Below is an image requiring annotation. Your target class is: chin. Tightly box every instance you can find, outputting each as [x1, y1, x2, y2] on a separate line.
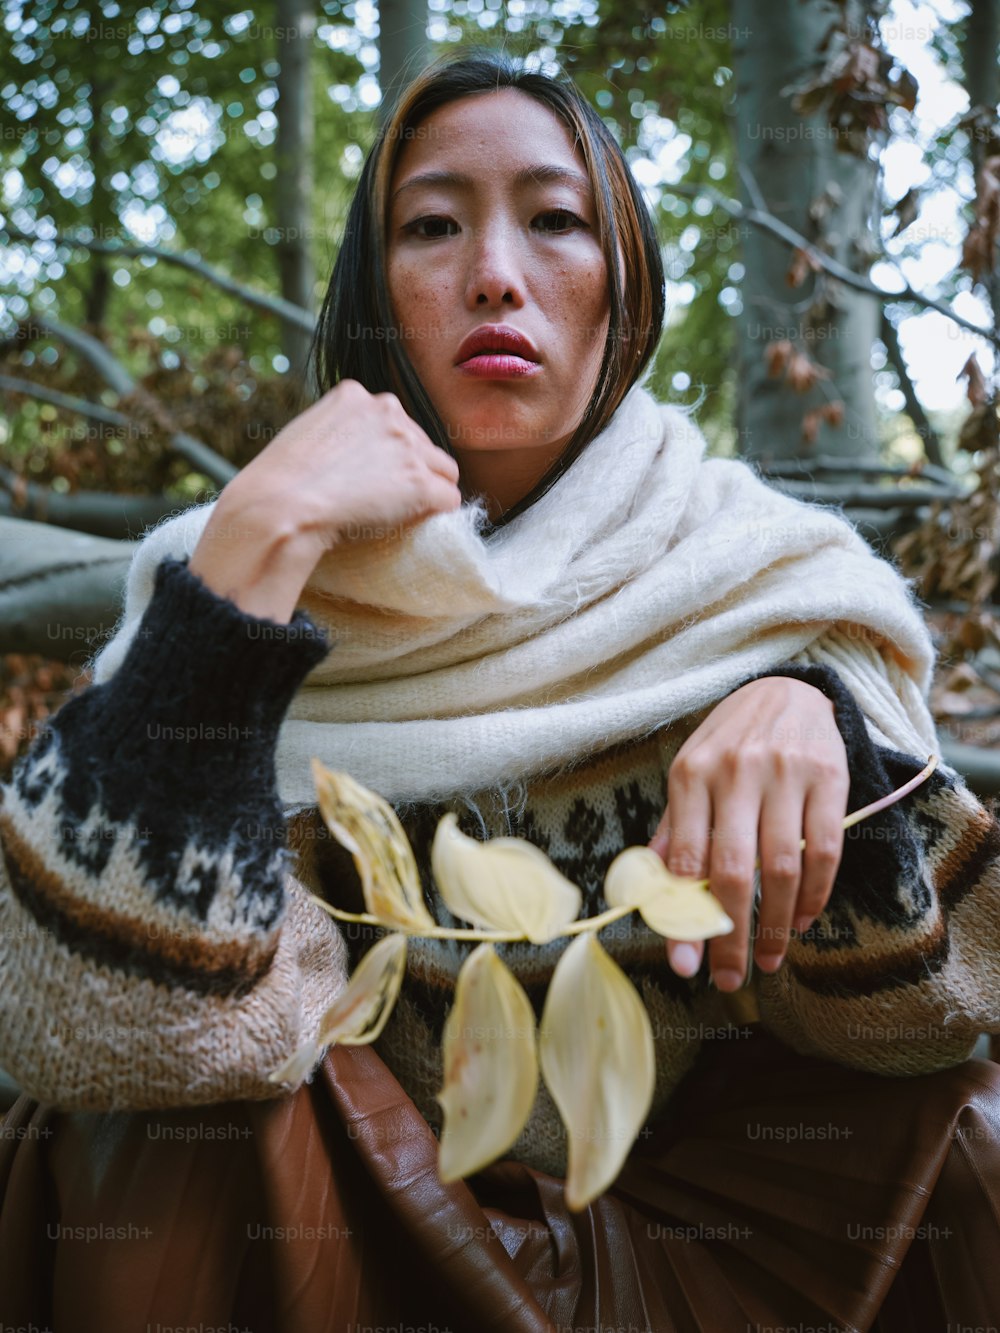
[444, 414, 545, 452]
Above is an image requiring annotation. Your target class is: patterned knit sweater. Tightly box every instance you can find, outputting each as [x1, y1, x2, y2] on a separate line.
[2, 555, 1000, 1178]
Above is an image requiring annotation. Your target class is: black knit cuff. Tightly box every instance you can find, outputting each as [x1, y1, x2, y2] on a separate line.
[77, 554, 332, 778]
[29, 554, 330, 805]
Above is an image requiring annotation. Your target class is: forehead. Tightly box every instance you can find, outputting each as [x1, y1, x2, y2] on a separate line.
[389, 88, 589, 191]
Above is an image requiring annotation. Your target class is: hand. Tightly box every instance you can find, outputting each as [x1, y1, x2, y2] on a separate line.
[648, 677, 850, 991]
[231, 377, 463, 552]
[189, 379, 463, 621]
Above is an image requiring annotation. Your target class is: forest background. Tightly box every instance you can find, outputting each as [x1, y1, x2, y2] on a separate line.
[1, 0, 999, 789]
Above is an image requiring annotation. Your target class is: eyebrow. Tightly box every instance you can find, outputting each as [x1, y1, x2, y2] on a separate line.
[391, 164, 592, 204]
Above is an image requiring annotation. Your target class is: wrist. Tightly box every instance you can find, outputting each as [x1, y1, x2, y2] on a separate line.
[190, 489, 327, 621]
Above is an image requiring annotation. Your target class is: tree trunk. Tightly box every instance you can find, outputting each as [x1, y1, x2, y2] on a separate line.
[378, 0, 429, 127]
[274, 0, 318, 385]
[731, 0, 881, 464]
[84, 74, 112, 328]
[963, 0, 1000, 332]
[0, 520, 132, 662]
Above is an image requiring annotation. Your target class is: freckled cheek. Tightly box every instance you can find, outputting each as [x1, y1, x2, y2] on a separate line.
[388, 261, 448, 354]
[551, 260, 609, 356]
[389, 262, 453, 381]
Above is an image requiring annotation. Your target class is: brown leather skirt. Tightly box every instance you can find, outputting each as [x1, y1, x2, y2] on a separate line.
[2, 1027, 999, 1332]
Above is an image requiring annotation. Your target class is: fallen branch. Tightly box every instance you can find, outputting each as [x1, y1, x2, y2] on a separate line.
[0, 466, 187, 540]
[19, 315, 237, 486]
[2, 227, 315, 332]
[939, 736, 1000, 796]
[762, 455, 956, 486]
[0, 372, 150, 434]
[767, 480, 965, 508]
[0, 517, 133, 660]
[29, 313, 132, 394]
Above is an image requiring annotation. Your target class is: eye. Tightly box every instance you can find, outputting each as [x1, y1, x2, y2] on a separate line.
[534, 209, 587, 233]
[402, 215, 458, 239]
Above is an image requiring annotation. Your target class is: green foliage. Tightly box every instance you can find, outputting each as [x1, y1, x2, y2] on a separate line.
[0, 0, 370, 372]
[0, 0, 980, 476]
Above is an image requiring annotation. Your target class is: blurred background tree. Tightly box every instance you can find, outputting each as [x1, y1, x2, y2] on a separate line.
[1, 0, 999, 786]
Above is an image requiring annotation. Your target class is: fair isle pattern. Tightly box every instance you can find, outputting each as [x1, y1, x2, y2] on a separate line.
[757, 772, 1000, 1076]
[0, 851, 348, 1111]
[357, 728, 717, 1178]
[1, 729, 288, 997]
[0, 554, 350, 1111]
[289, 725, 732, 1177]
[2, 552, 1000, 1170]
[290, 706, 1000, 1175]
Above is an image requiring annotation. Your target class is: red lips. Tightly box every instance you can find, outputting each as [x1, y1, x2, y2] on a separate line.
[454, 324, 540, 365]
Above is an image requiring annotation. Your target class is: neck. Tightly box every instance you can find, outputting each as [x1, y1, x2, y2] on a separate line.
[456, 443, 566, 522]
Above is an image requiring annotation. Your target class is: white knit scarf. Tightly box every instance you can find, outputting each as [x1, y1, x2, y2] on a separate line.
[90, 382, 940, 812]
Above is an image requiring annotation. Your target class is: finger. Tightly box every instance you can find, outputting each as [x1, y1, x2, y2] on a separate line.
[660, 751, 712, 884]
[668, 938, 704, 977]
[415, 475, 463, 517]
[792, 780, 848, 936]
[659, 760, 713, 979]
[441, 453, 462, 482]
[666, 783, 714, 975]
[705, 787, 759, 992]
[754, 781, 806, 972]
[425, 440, 462, 481]
[647, 829, 706, 978]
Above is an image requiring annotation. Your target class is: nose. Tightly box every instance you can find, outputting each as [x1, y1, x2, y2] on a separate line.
[464, 218, 526, 309]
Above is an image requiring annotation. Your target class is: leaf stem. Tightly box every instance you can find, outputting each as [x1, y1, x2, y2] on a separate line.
[309, 755, 941, 942]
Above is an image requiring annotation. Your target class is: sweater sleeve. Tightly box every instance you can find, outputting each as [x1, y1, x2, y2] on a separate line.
[0, 556, 350, 1111]
[729, 655, 1000, 1075]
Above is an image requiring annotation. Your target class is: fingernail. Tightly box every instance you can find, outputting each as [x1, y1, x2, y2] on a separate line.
[756, 953, 784, 973]
[794, 915, 815, 936]
[670, 943, 701, 977]
[712, 968, 744, 992]
[649, 834, 668, 858]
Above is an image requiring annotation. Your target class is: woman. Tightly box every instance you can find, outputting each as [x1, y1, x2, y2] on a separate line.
[2, 47, 1000, 1332]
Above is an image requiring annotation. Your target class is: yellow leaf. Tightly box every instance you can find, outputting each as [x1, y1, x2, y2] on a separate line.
[311, 758, 435, 931]
[436, 943, 539, 1181]
[268, 932, 408, 1085]
[604, 846, 733, 943]
[431, 812, 582, 943]
[267, 1038, 321, 1088]
[316, 930, 408, 1046]
[538, 933, 655, 1211]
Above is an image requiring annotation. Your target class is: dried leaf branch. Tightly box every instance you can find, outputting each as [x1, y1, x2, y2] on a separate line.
[270, 752, 940, 1210]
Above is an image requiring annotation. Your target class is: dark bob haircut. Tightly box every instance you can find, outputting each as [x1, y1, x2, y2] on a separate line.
[311, 46, 665, 532]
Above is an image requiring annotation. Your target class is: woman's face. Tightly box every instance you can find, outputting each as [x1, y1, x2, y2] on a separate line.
[385, 88, 611, 515]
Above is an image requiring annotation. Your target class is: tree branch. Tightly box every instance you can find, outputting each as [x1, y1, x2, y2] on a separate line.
[769, 479, 963, 508]
[879, 310, 946, 467]
[2, 227, 315, 332]
[0, 372, 143, 432]
[667, 181, 1000, 348]
[762, 454, 955, 485]
[19, 315, 237, 486]
[0, 465, 186, 540]
[29, 313, 133, 394]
